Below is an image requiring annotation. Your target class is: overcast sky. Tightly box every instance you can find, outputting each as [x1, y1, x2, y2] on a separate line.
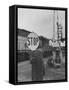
[18, 8, 65, 39]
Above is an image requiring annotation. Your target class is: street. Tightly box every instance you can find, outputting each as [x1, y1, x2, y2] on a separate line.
[18, 58, 65, 82]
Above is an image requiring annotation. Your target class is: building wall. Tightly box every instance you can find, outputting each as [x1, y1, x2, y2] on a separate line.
[18, 36, 30, 51]
[18, 35, 50, 51]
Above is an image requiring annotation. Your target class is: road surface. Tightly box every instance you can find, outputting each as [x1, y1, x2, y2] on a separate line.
[18, 58, 65, 82]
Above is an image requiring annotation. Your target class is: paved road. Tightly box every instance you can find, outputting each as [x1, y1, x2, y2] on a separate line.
[18, 61, 32, 82]
[18, 58, 65, 82]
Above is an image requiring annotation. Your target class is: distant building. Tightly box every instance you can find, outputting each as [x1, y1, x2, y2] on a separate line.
[18, 29, 31, 51]
[18, 29, 53, 52]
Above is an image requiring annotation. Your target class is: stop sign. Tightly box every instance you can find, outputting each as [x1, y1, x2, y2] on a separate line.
[27, 32, 39, 51]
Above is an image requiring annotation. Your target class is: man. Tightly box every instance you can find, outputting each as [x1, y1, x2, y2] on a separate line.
[31, 50, 44, 81]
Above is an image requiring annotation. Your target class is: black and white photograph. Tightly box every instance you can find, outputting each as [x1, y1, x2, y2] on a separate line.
[17, 7, 67, 83]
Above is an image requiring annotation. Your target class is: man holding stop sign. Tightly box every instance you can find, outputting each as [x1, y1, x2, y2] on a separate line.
[27, 32, 44, 81]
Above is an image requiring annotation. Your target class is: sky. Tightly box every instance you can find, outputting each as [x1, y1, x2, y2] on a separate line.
[18, 8, 65, 39]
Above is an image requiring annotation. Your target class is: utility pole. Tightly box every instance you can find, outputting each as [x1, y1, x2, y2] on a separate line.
[53, 10, 55, 42]
[57, 10, 63, 48]
[56, 10, 62, 64]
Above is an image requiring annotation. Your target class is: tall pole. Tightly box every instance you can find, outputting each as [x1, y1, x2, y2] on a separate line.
[57, 10, 62, 64]
[53, 10, 55, 42]
[57, 10, 60, 47]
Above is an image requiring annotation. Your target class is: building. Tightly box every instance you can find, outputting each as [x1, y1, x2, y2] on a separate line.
[18, 29, 31, 51]
[18, 29, 51, 51]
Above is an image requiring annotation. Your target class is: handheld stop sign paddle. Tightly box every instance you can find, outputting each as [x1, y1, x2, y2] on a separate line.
[27, 32, 39, 51]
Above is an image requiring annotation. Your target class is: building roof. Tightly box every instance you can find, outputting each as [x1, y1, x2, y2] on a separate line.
[18, 29, 31, 37]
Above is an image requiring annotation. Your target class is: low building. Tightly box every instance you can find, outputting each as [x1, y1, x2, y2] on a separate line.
[18, 29, 51, 51]
[18, 29, 31, 51]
